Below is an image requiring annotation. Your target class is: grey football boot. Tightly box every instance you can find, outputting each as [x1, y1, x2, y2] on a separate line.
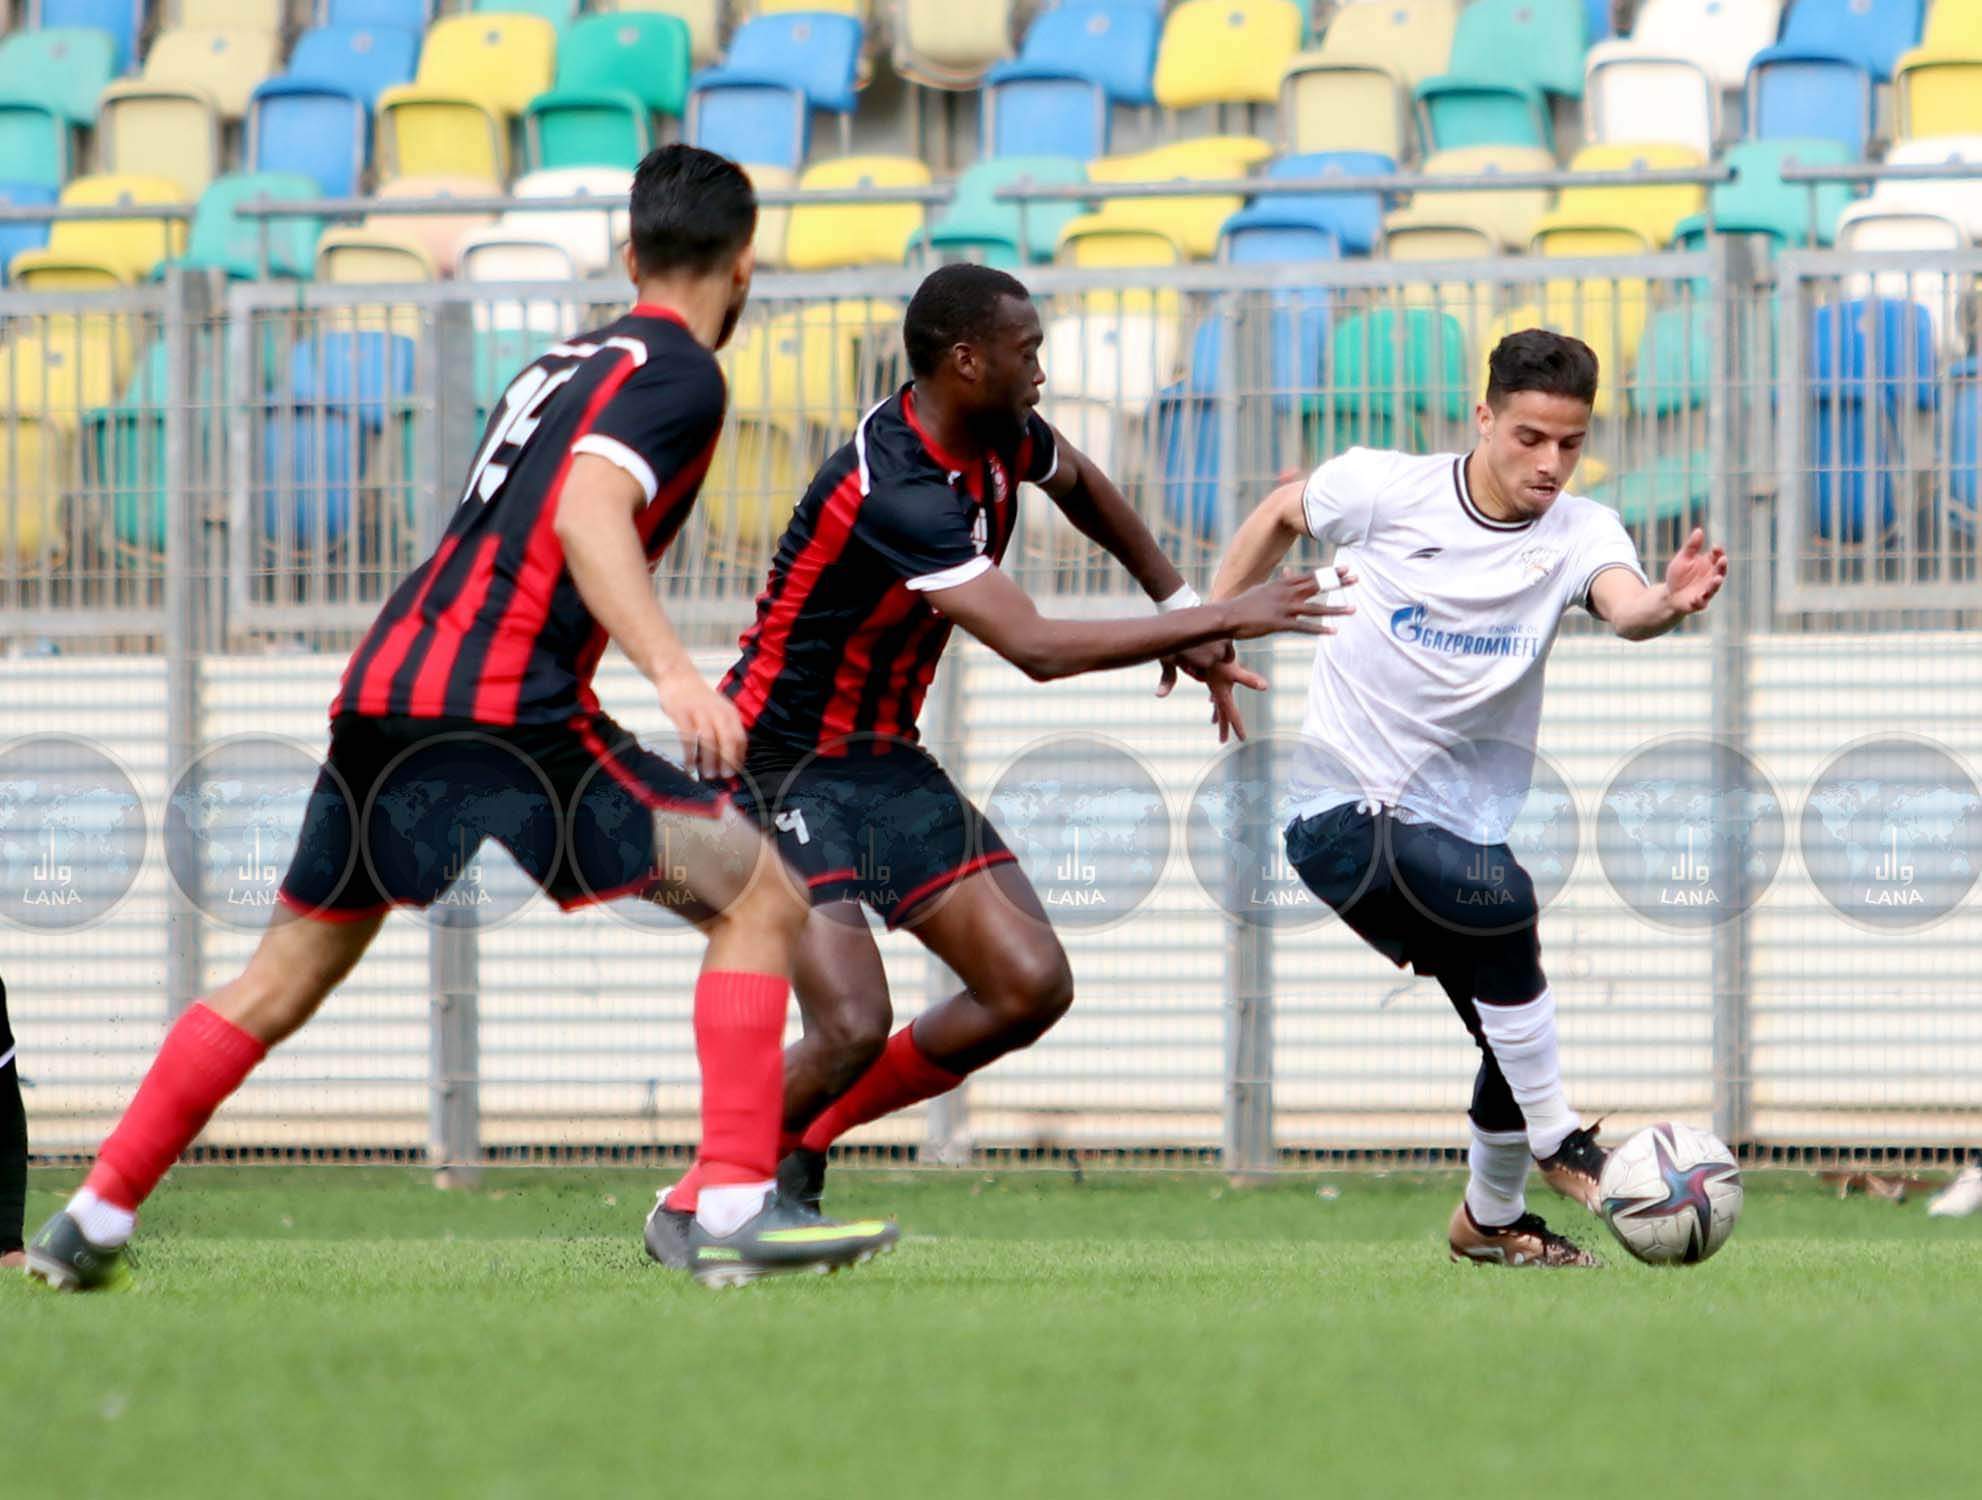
[24, 1210, 133, 1292]
[688, 1189, 898, 1289]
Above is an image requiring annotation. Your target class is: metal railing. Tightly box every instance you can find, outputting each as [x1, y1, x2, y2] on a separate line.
[4, 247, 1981, 1172]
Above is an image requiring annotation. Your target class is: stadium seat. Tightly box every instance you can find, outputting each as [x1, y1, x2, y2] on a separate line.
[263, 331, 417, 548]
[1632, 303, 1713, 417]
[1219, 151, 1392, 259]
[1869, 135, 1982, 238]
[1381, 145, 1556, 253]
[376, 15, 557, 183]
[98, 28, 286, 197]
[783, 156, 931, 270]
[1279, 53, 1411, 162]
[367, 173, 500, 275]
[1590, 449, 1710, 528]
[7, 174, 189, 289]
[1416, 0, 1588, 152]
[1154, 0, 1304, 111]
[596, 0, 723, 68]
[0, 183, 56, 283]
[1612, 0, 1786, 91]
[0, 416, 67, 564]
[456, 166, 631, 281]
[0, 29, 118, 189]
[704, 415, 806, 550]
[918, 155, 1087, 267]
[893, 0, 1014, 91]
[1702, 138, 1853, 248]
[1584, 51, 1717, 157]
[1895, 47, 1982, 138]
[165, 171, 324, 279]
[84, 333, 241, 555]
[725, 298, 899, 426]
[247, 27, 421, 199]
[688, 12, 863, 169]
[524, 14, 692, 171]
[1323, 307, 1469, 449]
[1948, 356, 1982, 529]
[31, 0, 144, 73]
[471, 0, 578, 33]
[1044, 308, 1180, 411]
[1080, 136, 1276, 261]
[982, 2, 1162, 157]
[314, 225, 437, 285]
[1531, 143, 1707, 251]
[1834, 200, 1967, 350]
[1314, 0, 1459, 87]
[180, 0, 285, 27]
[1747, 0, 1921, 153]
[745, 162, 795, 269]
[1809, 296, 1936, 540]
[288, 24, 422, 106]
[324, 0, 430, 30]
[0, 319, 138, 558]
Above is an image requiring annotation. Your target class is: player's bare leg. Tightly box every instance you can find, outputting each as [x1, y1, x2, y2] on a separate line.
[27, 910, 386, 1290]
[774, 864, 1072, 1208]
[637, 806, 898, 1283]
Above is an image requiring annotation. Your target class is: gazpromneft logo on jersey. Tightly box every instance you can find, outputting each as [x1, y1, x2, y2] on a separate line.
[1389, 603, 1541, 660]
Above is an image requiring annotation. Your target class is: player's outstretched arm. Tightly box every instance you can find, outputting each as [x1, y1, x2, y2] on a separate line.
[1589, 527, 1728, 642]
[554, 454, 745, 777]
[924, 564, 1348, 683]
[1210, 480, 1321, 600]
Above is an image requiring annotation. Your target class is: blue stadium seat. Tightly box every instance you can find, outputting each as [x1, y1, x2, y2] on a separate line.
[982, 74, 1109, 160]
[0, 182, 56, 285]
[324, 0, 432, 33]
[264, 332, 418, 546]
[1809, 298, 1935, 543]
[988, 3, 1163, 108]
[1586, 0, 1612, 41]
[289, 26, 422, 106]
[688, 13, 863, 169]
[1220, 220, 1341, 264]
[1218, 152, 1392, 258]
[33, 0, 144, 74]
[290, 332, 418, 420]
[1746, 1, 1922, 151]
[247, 82, 370, 198]
[1950, 357, 1981, 533]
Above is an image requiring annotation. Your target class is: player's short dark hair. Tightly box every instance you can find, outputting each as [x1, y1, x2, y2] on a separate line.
[1485, 328, 1600, 409]
[627, 144, 757, 279]
[903, 263, 1032, 377]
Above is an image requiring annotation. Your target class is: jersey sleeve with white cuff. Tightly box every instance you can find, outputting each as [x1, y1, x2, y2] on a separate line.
[1288, 449, 1647, 846]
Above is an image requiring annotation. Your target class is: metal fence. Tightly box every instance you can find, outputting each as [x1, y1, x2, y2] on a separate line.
[4, 246, 1980, 1171]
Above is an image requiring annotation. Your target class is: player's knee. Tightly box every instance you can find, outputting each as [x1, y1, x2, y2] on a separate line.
[815, 995, 891, 1080]
[986, 942, 1074, 1040]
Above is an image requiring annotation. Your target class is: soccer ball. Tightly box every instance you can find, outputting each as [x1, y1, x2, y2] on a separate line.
[1598, 1122, 1743, 1265]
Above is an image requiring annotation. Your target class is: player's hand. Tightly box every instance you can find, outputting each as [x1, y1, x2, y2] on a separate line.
[655, 664, 747, 780]
[1202, 653, 1266, 744]
[1224, 567, 1355, 641]
[1156, 638, 1245, 697]
[1663, 527, 1728, 615]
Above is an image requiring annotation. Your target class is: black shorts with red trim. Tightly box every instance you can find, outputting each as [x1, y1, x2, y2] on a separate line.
[277, 712, 727, 920]
[732, 739, 1013, 930]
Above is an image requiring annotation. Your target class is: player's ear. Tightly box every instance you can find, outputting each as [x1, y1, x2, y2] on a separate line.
[621, 240, 639, 288]
[1474, 400, 1494, 440]
[732, 242, 757, 293]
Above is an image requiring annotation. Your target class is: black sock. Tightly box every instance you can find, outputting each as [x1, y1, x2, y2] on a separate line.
[0, 978, 24, 1255]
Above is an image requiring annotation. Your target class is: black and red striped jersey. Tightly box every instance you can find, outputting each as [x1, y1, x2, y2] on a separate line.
[334, 306, 724, 726]
[722, 385, 1058, 762]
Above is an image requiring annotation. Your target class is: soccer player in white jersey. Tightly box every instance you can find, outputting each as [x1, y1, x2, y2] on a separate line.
[1209, 330, 1729, 1267]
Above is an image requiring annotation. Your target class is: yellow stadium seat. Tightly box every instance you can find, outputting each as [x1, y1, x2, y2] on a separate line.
[1154, 0, 1305, 109]
[1317, 0, 1459, 87]
[599, 0, 723, 67]
[365, 175, 501, 277]
[0, 418, 66, 566]
[1530, 143, 1706, 250]
[724, 299, 900, 426]
[1924, 1, 1982, 49]
[1382, 218, 1497, 260]
[0, 327, 131, 427]
[1391, 145, 1555, 251]
[313, 229, 438, 285]
[1084, 136, 1274, 260]
[95, 27, 283, 196]
[894, 0, 1014, 90]
[783, 156, 931, 270]
[1056, 216, 1185, 268]
[7, 175, 188, 289]
[1280, 55, 1410, 160]
[377, 15, 558, 183]
[703, 415, 806, 551]
[177, 0, 285, 28]
[744, 163, 795, 269]
[1895, 51, 1982, 138]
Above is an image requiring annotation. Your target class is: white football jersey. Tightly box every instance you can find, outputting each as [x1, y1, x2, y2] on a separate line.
[1288, 447, 1646, 845]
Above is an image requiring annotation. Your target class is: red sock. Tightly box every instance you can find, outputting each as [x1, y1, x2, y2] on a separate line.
[664, 1161, 708, 1213]
[692, 970, 788, 1189]
[84, 1002, 267, 1211]
[799, 1024, 961, 1153]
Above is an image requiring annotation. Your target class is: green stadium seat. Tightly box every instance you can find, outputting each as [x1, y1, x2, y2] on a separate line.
[524, 13, 693, 171]
[918, 156, 1088, 267]
[1322, 308, 1470, 449]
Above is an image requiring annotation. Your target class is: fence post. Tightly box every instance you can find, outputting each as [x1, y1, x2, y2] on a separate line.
[918, 654, 970, 1165]
[425, 299, 483, 1185]
[162, 268, 208, 1020]
[1216, 288, 1275, 1175]
[1707, 234, 1755, 1147]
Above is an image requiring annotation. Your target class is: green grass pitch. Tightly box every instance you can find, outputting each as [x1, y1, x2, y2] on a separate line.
[7, 1166, 1980, 1498]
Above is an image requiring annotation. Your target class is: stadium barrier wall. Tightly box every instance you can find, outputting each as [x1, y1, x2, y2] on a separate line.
[3, 247, 1980, 1171]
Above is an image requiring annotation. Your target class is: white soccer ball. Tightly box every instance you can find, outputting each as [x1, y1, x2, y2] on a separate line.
[1598, 1122, 1744, 1266]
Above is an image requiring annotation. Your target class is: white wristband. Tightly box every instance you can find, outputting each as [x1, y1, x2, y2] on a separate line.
[1155, 584, 1202, 613]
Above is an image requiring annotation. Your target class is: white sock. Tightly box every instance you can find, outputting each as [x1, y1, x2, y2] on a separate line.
[65, 1188, 136, 1248]
[1464, 1125, 1530, 1227]
[1475, 988, 1581, 1159]
[695, 1181, 774, 1238]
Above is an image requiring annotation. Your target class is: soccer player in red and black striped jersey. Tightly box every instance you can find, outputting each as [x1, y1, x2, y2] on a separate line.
[652, 264, 1348, 1234]
[28, 147, 897, 1292]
